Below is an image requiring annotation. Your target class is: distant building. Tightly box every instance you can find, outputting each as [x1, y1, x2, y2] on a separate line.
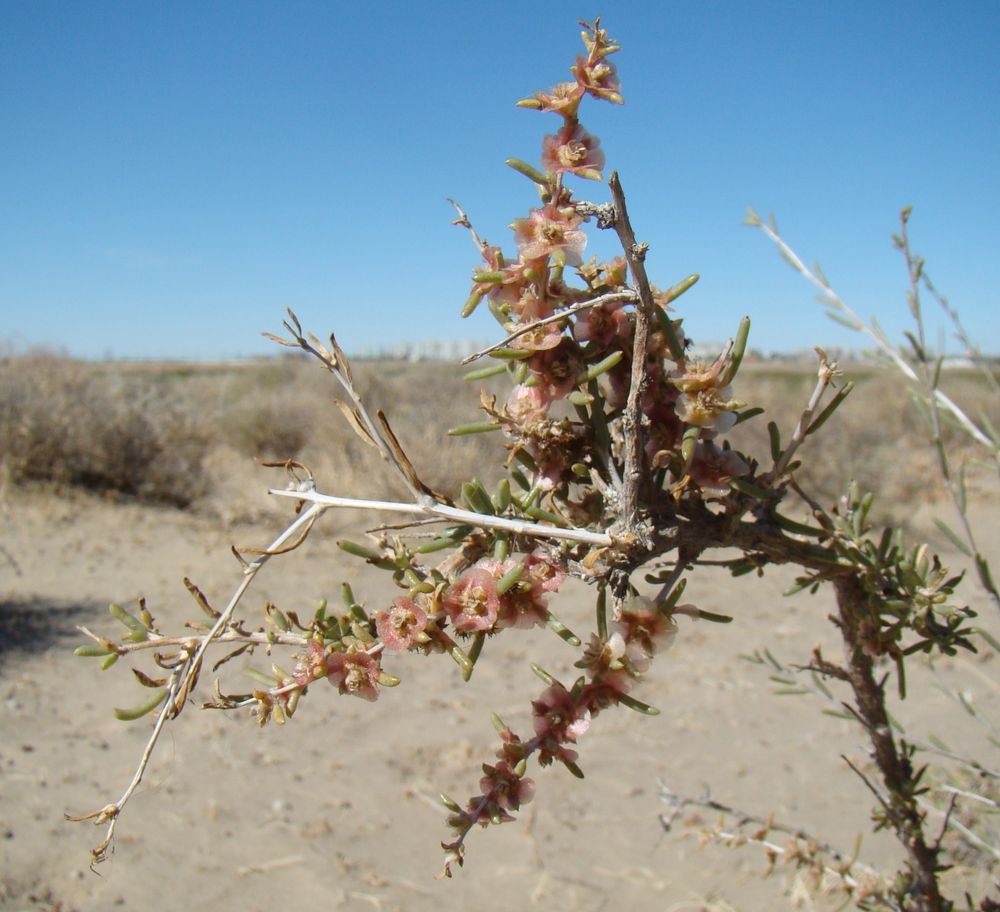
[351, 339, 493, 362]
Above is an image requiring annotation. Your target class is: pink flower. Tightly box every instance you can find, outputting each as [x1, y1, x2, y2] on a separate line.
[479, 760, 536, 812]
[497, 580, 548, 630]
[580, 672, 631, 714]
[442, 567, 500, 634]
[532, 682, 591, 743]
[573, 297, 631, 346]
[644, 394, 684, 468]
[517, 80, 585, 118]
[511, 322, 565, 353]
[541, 123, 605, 181]
[324, 650, 381, 702]
[523, 549, 566, 592]
[612, 596, 678, 669]
[689, 440, 750, 494]
[496, 727, 528, 765]
[508, 288, 553, 322]
[292, 639, 329, 687]
[529, 340, 583, 402]
[475, 558, 549, 631]
[511, 204, 587, 266]
[375, 596, 428, 652]
[670, 356, 741, 432]
[506, 384, 550, 425]
[572, 55, 623, 104]
[470, 245, 536, 313]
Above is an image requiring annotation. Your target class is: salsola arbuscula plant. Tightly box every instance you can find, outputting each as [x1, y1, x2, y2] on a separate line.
[70, 19, 995, 911]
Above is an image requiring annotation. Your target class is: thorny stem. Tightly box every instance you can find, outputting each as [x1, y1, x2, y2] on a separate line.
[607, 171, 657, 541]
[441, 732, 547, 878]
[834, 574, 948, 912]
[66, 657, 190, 865]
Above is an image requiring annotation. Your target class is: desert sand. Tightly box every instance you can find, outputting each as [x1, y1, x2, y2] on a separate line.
[1, 486, 997, 911]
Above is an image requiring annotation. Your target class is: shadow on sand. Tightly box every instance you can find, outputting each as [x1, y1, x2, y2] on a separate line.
[0, 596, 104, 666]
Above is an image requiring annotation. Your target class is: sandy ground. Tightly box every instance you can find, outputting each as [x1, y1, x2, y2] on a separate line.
[1, 486, 997, 911]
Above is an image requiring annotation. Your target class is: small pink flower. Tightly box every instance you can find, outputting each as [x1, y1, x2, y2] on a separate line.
[512, 204, 587, 266]
[644, 395, 684, 468]
[496, 727, 528, 765]
[612, 596, 678, 667]
[471, 245, 535, 312]
[508, 288, 553, 322]
[573, 298, 631, 346]
[541, 123, 605, 181]
[292, 639, 329, 686]
[511, 322, 565, 353]
[528, 444, 570, 492]
[506, 384, 550, 425]
[518, 80, 585, 118]
[375, 596, 428, 652]
[523, 549, 566, 592]
[572, 55, 623, 104]
[529, 341, 583, 402]
[497, 581, 548, 630]
[324, 650, 381, 702]
[479, 760, 536, 812]
[671, 356, 741, 432]
[532, 682, 591, 743]
[443, 568, 500, 634]
[675, 386, 739, 432]
[601, 256, 628, 287]
[475, 558, 548, 631]
[689, 440, 750, 494]
[581, 672, 631, 714]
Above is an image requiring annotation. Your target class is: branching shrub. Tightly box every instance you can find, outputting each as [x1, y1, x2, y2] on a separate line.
[66, 19, 998, 912]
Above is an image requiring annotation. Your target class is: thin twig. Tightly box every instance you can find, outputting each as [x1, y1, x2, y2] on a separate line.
[894, 214, 1000, 616]
[268, 488, 614, 547]
[69, 501, 325, 862]
[919, 796, 1000, 863]
[77, 625, 309, 654]
[658, 782, 894, 908]
[460, 291, 639, 364]
[770, 350, 836, 479]
[750, 214, 994, 450]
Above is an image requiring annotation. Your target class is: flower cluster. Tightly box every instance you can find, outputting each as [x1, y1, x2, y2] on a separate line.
[456, 19, 749, 505]
[442, 549, 566, 634]
[291, 638, 382, 702]
[440, 590, 695, 876]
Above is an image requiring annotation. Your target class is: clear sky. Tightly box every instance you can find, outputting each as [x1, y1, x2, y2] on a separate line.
[2, 1, 998, 359]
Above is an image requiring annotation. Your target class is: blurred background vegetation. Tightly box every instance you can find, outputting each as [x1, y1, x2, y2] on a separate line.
[2, 350, 996, 525]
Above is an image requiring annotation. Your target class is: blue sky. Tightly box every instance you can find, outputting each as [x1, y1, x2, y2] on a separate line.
[2, 1, 997, 359]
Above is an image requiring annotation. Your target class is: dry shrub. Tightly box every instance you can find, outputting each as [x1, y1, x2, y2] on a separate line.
[0, 352, 210, 507]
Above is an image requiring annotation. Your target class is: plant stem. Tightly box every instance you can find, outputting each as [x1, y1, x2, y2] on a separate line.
[834, 574, 948, 912]
[607, 171, 657, 542]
